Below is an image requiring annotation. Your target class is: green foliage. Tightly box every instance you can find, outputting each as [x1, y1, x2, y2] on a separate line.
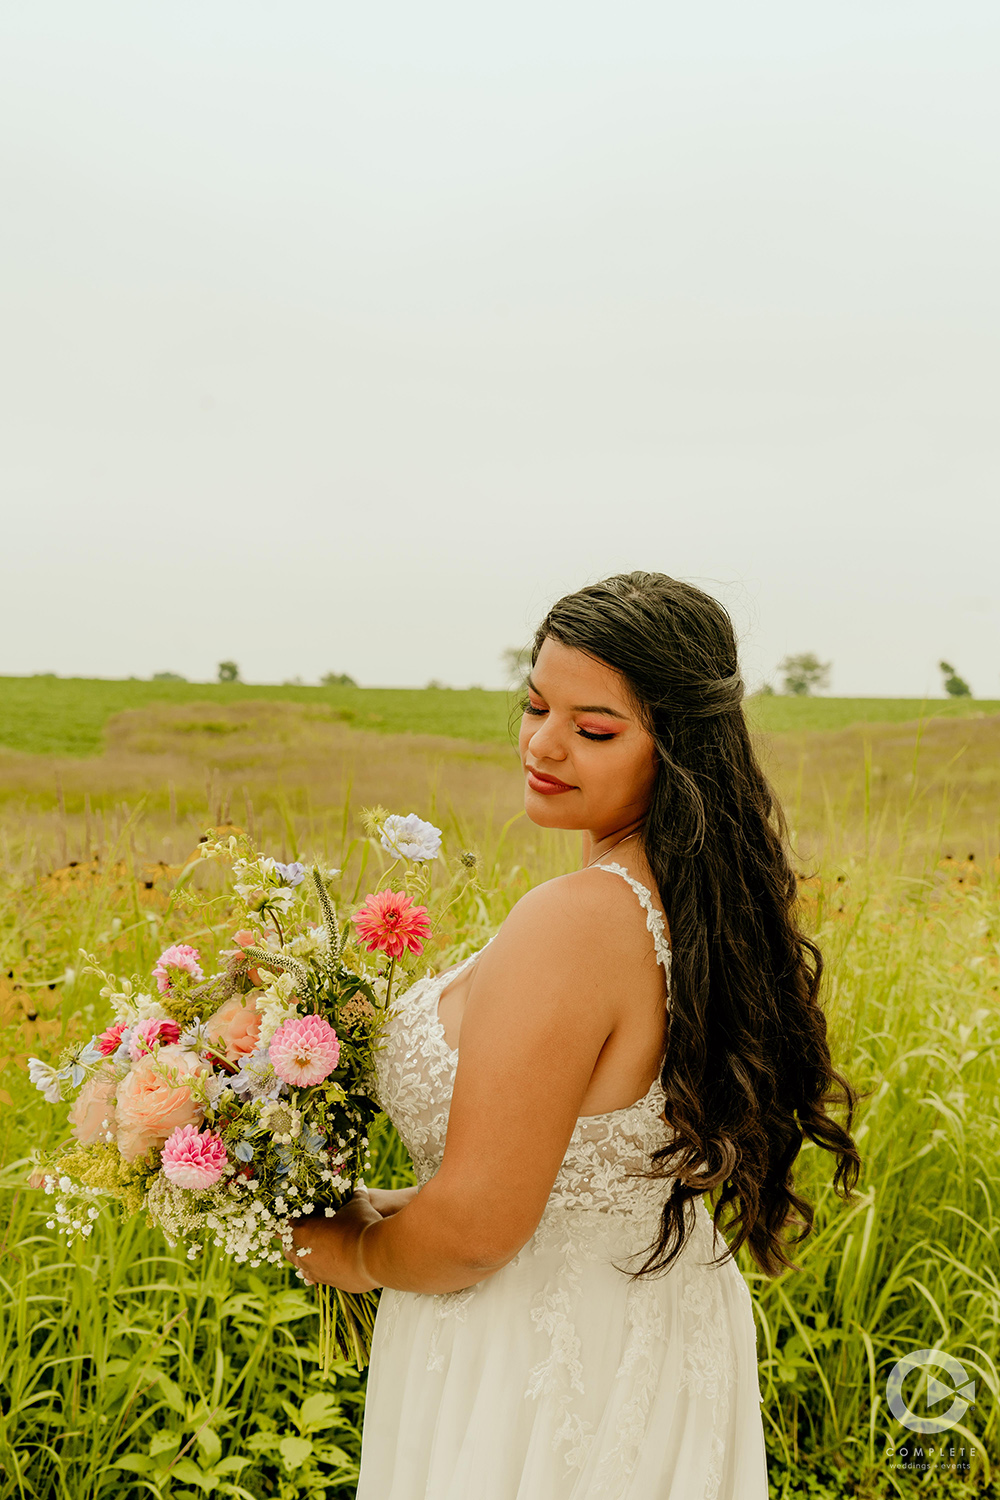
[217, 662, 241, 684]
[57, 1139, 161, 1214]
[320, 673, 357, 688]
[778, 651, 832, 697]
[939, 660, 972, 698]
[747, 856, 1000, 1492]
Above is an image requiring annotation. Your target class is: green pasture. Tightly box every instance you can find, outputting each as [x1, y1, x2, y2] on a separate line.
[0, 678, 515, 758]
[1, 675, 998, 757]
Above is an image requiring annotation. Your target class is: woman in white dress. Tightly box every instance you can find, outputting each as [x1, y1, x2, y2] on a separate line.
[289, 571, 862, 1499]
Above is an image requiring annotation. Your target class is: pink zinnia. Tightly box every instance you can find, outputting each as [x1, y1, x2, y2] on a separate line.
[97, 1021, 128, 1057]
[352, 890, 432, 958]
[160, 1124, 227, 1189]
[269, 1015, 341, 1087]
[129, 1017, 182, 1060]
[153, 944, 203, 995]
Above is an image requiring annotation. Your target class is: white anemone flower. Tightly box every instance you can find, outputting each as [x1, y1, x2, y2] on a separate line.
[380, 813, 443, 862]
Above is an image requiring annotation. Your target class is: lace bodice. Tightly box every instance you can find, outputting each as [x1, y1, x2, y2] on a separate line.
[372, 863, 678, 1231]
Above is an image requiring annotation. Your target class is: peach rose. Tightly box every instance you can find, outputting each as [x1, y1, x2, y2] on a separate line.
[68, 1063, 119, 1146]
[115, 1046, 207, 1162]
[204, 996, 262, 1065]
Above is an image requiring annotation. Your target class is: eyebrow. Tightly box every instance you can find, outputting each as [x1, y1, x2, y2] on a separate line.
[526, 675, 628, 720]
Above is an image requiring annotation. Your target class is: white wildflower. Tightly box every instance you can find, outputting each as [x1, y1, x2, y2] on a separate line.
[285, 926, 330, 962]
[203, 1073, 228, 1107]
[380, 813, 442, 862]
[131, 993, 171, 1023]
[260, 1098, 301, 1143]
[28, 1058, 63, 1103]
[257, 973, 300, 1047]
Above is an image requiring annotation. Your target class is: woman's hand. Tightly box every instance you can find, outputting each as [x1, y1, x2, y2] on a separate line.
[283, 1189, 386, 1293]
[366, 1185, 420, 1218]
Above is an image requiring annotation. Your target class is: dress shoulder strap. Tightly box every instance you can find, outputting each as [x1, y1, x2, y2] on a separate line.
[593, 861, 672, 991]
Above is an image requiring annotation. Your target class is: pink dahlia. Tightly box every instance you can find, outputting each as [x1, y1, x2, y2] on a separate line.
[129, 1017, 182, 1060]
[269, 1014, 341, 1087]
[160, 1124, 227, 1189]
[352, 890, 432, 958]
[153, 944, 203, 995]
[97, 1020, 128, 1057]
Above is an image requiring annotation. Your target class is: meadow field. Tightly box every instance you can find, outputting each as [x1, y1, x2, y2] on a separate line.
[2, 681, 999, 1498]
[3, 675, 1000, 757]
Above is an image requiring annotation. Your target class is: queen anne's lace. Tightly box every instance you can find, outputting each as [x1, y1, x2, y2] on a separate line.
[371, 866, 745, 1495]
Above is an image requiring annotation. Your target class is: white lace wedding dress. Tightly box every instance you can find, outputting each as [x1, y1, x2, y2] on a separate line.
[355, 864, 769, 1500]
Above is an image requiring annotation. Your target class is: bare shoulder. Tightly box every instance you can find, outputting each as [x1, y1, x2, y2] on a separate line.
[481, 864, 660, 977]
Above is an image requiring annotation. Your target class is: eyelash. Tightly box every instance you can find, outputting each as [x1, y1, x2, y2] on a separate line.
[522, 702, 617, 741]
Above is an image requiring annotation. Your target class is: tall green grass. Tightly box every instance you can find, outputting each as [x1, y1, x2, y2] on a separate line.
[753, 857, 999, 1496]
[1, 799, 997, 1497]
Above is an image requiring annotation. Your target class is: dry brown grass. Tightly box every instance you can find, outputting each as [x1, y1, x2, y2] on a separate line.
[1, 699, 998, 876]
[758, 710, 1000, 866]
[0, 701, 531, 877]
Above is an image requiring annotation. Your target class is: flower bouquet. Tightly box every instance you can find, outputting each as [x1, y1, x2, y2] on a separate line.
[28, 812, 449, 1370]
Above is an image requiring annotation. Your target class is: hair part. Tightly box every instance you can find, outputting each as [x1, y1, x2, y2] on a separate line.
[531, 570, 863, 1279]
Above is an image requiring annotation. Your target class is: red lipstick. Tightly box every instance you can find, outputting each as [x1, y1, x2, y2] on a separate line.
[526, 766, 576, 795]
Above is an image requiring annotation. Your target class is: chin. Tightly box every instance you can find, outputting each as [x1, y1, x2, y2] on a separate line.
[523, 788, 584, 830]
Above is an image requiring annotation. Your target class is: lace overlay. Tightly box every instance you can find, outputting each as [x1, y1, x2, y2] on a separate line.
[368, 864, 758, 1500]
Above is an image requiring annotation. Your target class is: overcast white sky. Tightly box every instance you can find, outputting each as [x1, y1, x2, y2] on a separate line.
[2, 2, 998, 694]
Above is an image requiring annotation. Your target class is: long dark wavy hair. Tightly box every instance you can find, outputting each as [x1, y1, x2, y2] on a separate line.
[530, 570, 863, 1279]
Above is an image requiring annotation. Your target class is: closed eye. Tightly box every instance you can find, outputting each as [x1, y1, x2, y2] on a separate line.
[523, 703, 616, 742]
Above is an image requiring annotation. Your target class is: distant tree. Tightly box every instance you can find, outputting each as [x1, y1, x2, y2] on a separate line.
[939, 660, 972, 698]
[778, 652, 831, 697]
[750, 682, 776, 697]
[217, 660, 240, 683]
[320, 671, 357, 687]
[152, 671, 186, 681]
[425, 678, 451, 690]
[501, 645, 531, 686]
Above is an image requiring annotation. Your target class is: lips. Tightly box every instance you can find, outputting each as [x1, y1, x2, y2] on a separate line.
[526, 766, 576, 794]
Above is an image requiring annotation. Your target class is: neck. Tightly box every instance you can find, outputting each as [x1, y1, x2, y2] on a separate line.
[582, 820, 644, 869]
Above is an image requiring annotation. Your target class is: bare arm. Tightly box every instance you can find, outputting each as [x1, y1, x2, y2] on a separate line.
[290, 873, 635, 1293]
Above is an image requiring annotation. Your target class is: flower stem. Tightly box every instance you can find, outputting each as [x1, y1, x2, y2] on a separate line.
[374, 859, 400, 895]
[383, 956, 397, 1010]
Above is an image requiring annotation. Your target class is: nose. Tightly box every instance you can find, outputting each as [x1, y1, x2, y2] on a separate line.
[526, 713, 568, 762]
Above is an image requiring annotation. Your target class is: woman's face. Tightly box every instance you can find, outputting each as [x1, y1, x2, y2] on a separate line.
[518, 636, 659, 839]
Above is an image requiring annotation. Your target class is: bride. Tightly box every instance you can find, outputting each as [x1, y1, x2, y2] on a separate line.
[288, 570, 862, 1499]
